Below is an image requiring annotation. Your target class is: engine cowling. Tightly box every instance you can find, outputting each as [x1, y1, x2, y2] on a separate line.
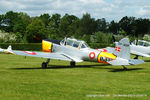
[97, 52, 116, 64]
[42, 40, 52, 52]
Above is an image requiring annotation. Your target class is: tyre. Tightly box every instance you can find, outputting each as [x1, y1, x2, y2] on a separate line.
[70, 61, 75, 67]
[42, 62, 47, 69]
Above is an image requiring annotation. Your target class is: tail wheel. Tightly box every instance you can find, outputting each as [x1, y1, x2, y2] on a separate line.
[70, 61, 75, 67]
[42, 62, 47, 69]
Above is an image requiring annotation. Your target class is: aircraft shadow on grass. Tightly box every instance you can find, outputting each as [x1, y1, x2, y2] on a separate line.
[144, 60, 150, 62]
[9, 64, 144, 72]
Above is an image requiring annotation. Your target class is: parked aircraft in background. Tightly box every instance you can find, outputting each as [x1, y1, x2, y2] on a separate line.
[0, 46, 13, 54]
[112, 38, 150, 59]
[1, 38, 144, 70]
[130, 40, 150, 58]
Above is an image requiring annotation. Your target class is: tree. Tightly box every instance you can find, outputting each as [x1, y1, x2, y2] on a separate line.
[3, 11, 20, 32]
[0, 14, 5, 29]
[26, 19, 48, 42]
[76, 13, 97, 37]
[47, 13, 61, 39]
[133, 18, 150, 37]
[13, 12, 30, 34]
[40, 13, 51, 27]
[119, 16, 135, 35]
[68, 18, 80, 38]
[59, 14, 79, 37]
[96, 18, 108, 32]
[109, 20, 120, 34]
[93, 32, 113, 44]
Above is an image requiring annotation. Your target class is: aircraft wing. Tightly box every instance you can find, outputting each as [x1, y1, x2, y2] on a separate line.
[1, 45, 83, 62]
[131, 50, 150, 57]
[8, 50, 77, 62]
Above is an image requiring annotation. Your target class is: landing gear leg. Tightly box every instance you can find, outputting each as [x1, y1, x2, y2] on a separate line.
[42, 59, 50, 69]
[134, 55, 139, 59]
[122, 65, 127, 70]
[70, 61, 75, 67]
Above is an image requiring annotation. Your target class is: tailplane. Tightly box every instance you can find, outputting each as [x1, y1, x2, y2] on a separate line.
[110, 38, 145, 65]
[7, 45, 12, 51]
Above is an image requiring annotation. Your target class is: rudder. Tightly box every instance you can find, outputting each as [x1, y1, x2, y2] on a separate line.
[114, 38, 130, 60]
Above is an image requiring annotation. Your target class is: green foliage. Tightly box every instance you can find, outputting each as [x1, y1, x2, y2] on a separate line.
[119, 16, 135, 35]
[109, 20, 120, 34]
[39, 13, 51, 26]
[96, 18, 108, 32]
[81, 35, 91, 43]
[0, 31, 16, 43]
[143, 34, 150, 41]
[26, 19, 48, 42]
[76, 13, 97, 36]
[1, 11, 150, 43]
[134, 18, 150, 37]
[120, 29, 127, 36]
[93, 32, 113, 44]
[128, 36, 136, 42]
[59, 14, 79, 37]
[47, 13, 61, 39]
[13, 14, 30, 34]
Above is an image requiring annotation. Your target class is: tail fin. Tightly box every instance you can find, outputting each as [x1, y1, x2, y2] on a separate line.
[114, 38, 130, 60]
[7, 45, 12, 51]
[3, 45, 15, 54]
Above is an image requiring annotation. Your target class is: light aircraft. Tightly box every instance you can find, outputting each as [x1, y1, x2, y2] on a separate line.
[1, 38, 144, 69]
[112, 38, 150, 59]
[0, 46, 13, 53]
[130, 40, 150, 59]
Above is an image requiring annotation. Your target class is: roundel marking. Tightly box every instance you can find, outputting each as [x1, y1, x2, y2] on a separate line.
[89, 52, 95, 59]
[24, 51, 37, 55]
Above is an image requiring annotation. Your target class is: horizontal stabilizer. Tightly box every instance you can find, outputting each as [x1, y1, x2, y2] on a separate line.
[108, 58, 145, 66]
[129, 59, 145, 65]
[108, 58, 130, 65]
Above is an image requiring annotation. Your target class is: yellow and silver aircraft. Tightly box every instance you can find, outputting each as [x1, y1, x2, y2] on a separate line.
[0, 38, 144, 69]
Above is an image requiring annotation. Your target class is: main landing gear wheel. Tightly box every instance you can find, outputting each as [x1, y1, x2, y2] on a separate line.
[134, 55, 139, 59]
[70, 61, 75, 67]
[42, 59, 50, 69]
[42, 62, 47, 69]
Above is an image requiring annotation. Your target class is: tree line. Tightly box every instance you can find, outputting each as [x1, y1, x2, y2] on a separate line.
[0, 11, 150, 43]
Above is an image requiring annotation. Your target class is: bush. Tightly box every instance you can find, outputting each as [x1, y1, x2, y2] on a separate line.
[93, 32, 113, 44]
[0, 31, 17, 43]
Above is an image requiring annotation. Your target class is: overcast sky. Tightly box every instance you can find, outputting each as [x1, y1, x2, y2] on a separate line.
[0, 0, 150, 21]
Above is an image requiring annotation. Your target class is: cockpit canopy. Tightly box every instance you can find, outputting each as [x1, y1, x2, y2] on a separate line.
[133, 40, 150, 47]
[60, 38, 90, 49]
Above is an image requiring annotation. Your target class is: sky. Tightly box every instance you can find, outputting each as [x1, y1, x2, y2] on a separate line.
[0, 0, 150, 21]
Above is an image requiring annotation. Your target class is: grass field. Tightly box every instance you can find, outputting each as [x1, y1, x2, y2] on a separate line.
[0, 53, 150, 100]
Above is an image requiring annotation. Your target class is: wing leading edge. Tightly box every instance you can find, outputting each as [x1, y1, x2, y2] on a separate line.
[10, 50, 71, 61]
[9, 50, 83, 62]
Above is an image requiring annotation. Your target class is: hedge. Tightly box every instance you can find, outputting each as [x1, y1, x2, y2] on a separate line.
[0, 43, 42, 51]
[89, 43, 114, 49]
[0, 43, 113, 51]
